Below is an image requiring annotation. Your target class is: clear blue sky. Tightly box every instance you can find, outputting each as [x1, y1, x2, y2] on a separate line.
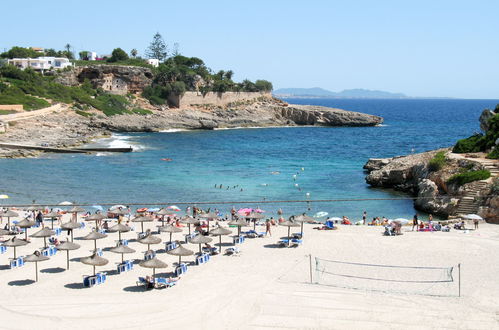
[1, 0, 498, 98]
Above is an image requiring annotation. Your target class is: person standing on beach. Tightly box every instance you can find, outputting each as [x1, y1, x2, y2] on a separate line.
[473, 218, 479, 230]
[265, 219, 271, 237]
[412, 214, 418, 231]
[362, 211, 367, 225]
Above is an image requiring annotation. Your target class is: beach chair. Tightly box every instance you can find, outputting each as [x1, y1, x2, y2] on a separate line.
[292, 232, 303, 239]
[136, 277, 147, 288]
[233, 235, 245, 244]
[80, 222, 85, 228]
[278, 238, 290, 247]
[155, 277, 177, 288]
[291, 238, 302, 246]
[126, 260, 134, 271]
[117, 261, 132, 274]
[165, 241, 178, 252]
[144, 250, 156, 260]
[184, 233, 196, 244]
[0, 246, 7, 254]
[175, 263, 188, 276]
[96, 272, 107, 284]
[224, 247, 241, 256]
[196, 254, 206, 265]
[202, 246, 219, 255]
[244, 230, 264, 238]
[83, 275, 98, 287]
[9, 258, 18, 268]
[96, 248, 103, 257]
[325, 221, 335, 229]
[121, 239, 129, 246]
[54, 228, 62, 236]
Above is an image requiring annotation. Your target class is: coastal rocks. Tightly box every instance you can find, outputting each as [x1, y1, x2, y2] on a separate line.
[414, 179, 456, 215]
[55, 65, 153, 95]
[479, 109, 495, 132]
[279, 105, 383, 126]
[363, 158, 391, 171]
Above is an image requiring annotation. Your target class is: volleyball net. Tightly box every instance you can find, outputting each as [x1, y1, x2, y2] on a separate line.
[313, 257, 460, 297]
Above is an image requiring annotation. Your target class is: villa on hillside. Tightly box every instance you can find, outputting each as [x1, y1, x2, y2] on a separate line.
[8, 57, 73, 71]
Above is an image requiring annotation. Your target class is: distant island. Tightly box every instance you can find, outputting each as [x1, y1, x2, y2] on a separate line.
[273, 87, 407, 99]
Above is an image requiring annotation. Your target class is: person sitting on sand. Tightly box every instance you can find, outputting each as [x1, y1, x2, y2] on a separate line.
[270, 217, 276, 226]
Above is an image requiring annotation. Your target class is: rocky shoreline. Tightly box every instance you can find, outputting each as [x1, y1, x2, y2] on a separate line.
[0, 97, 382, 158]
[364, 150, 499, 223]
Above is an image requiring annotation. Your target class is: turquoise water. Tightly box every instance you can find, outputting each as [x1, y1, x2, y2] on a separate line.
[0, 98, 497, 220]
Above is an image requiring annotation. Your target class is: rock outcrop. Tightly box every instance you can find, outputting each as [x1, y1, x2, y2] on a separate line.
[279, 105, 383, 126]
[55, 65, 153, 94]
[364, 150, 498, 222]
[479, 109, 496, 132]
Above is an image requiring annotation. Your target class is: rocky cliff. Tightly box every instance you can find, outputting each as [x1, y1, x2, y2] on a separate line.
[364, 150, 498, 223]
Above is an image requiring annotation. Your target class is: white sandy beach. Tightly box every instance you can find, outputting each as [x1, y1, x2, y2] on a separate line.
[1, 216, 498, 330]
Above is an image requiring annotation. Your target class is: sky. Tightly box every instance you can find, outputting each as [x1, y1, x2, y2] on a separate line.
[1, 0, 498, 99]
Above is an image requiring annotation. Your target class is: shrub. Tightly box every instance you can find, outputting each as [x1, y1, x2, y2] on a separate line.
[131, 108, 152, 115]
[75, 110, 93, 117]
[107, 48, 129, 62]
[453, 134, 485, 153]
[487, 147, 499, 159]
[428, 151, 446, 171]
[447, 169, 491, 186]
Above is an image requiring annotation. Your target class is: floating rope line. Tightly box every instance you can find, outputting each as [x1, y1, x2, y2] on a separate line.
[0, 195, 495, 208]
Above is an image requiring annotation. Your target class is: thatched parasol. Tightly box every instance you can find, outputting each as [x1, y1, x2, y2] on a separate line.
[198, 212, 219, 233]
[137, 234, 162, 250]
[244, 212, 265, 230]
[228, 218, 248, 236]
[85, 214, 105, 230]
[68, 206, 85, 223]
[188, 234, 213, 254]
[30, 227, 55, 248]
[57, 241, 80, 270]
[82, 230, 107, 250]
[158, 224, 182, 242]
[107, 223, 131, 241]
[166, 243, 194, 264]
[209, 226, 232, 247]
[132, 215, 154, 233]
[17, 219, 36, 240]
[110, 244, 135, 263]
[43, 211, 61, 229]
[81, 252, 109, 276]
[279, 220, 300, 247]
[292, 214, 314, 235]
[0, 210, 19, 228]
[139, 257, 167, 277]
[2, 236, 28, 258]
[24, 252, 49, 282]
[180, 216, 200, 235]
[60, 221, 81, 241]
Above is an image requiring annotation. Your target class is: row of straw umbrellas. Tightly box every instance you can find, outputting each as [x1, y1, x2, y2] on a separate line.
[1, 207, 312, 281]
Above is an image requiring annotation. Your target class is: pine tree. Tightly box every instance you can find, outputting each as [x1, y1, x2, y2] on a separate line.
[146, 32, 168, 61]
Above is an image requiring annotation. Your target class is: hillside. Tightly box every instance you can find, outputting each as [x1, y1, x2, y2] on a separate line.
[274, 87, 407, 98]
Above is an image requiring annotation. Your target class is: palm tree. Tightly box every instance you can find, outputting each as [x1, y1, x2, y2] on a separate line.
[131, 49, 138, 58]
[224, 70, 234, 81]
[65, 44, 71, 53]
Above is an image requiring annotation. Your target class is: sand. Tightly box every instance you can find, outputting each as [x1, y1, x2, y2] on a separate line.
[0, 215, 498, 329]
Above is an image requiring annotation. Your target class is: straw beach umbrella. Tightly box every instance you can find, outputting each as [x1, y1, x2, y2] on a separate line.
[82, 230, 107, 250]
[139, 257, 168, 277]
[17, 219, 36, 241]
[209, 226, 232, 247]
[180, 216, 200, 235]
[0, 228, 9, 236]
[245, 212, 265, 230]
[60, 221, 81, 242]
[57, 240, 80, 270]
[166, 243, 194, 265]
[0, 210, 19, 228]
[85, 214, 105, 230]
[198, 212, 219, 233]
[110, 244, 135, 263]
[43, 211, 61, 229]
[158, 224, 182, 243]
[24, 252, 49, 282]
[138, 233, 162, 251]
[2, 237, 28, 259]
[132, 215, 154, 233]
[228, 218, 248, 236]
[68, 206, 85, 223]
[293, 214, 314, 235]
[30, 227, 55, 248]
[107, 223, 131, 241]
[279, 220, 300, 247]
[81, 252, 109, 276]
[188, 234, 212, 254]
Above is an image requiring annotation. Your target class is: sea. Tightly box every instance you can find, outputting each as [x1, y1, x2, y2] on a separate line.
[0, 98, 497, 221]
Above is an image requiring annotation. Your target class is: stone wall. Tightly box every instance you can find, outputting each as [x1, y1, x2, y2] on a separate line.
[168, 91, 271, 108]
[0, 105, 23, 111]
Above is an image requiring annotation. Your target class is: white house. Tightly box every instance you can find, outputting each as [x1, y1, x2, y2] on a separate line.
[146, 59, 159, 67]
[88, 51, 97, 61]
[8, 57, 73, 71]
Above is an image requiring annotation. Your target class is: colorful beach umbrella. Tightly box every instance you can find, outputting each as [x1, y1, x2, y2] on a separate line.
[166, 205, 181, 212]
[0, 194, 9, 199]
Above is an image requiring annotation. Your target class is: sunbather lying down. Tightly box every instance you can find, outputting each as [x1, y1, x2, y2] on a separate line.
[313, 225, 338, 230]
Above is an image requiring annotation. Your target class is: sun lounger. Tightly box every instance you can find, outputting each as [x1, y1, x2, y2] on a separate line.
[233, 235, 245, 244]
[243, 230, 265, 238]
[292, 232, 303, 239]
[165, 241, 178, 251]
[117, 260, 134, 273]
[0, 246, 6, 254]
[9, 256, 25, 268]
[155, 277, 177, 288]
[225, 247, 241, 256]
[202, 246, 219, 255]
[184, 233, 196, 243]
[196, 254, 206, 265]
[96, 272, 107, 284]
[83, 275, 97, 287]
[136, 277, 148, 288]
[291, 238, 302, 246]
[175, 263, 188, 276]
[54, 228, 62, 236]
[96, 248, 103, 257]
[42, 245, 58, 257]
[144, 250, 156, 260]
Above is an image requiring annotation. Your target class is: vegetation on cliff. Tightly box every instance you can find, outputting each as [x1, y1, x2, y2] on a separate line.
[453, 105, 499, 159]
[0, 66, 148, 115]
[447, 169, 491, 186]
[428, 151, 447, 171]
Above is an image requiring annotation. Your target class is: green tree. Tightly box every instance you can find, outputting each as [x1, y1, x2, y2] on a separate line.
[224, 70, 234, 81]
[0, 46, 39, 59]
[64, 44, 74, 59]
[79, 51, 89, 60]
[130, 48, 138, 58]
[146, 32, 168, 61]
[44, 48, 57, 56]
[255, 79, 273, 92]
[108, 48, 129, 62]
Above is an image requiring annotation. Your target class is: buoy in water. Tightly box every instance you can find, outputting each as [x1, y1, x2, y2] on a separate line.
[161, 158, 173, 161]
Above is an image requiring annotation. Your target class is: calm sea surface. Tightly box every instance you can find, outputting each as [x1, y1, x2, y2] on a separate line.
[0, 98, 497, 220]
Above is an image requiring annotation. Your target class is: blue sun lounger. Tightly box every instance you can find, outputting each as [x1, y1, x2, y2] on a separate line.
[0, 246, 6, 254]
[166, 241, 178, 251]
[175, 263, 188, 276]
[155, 277, 177, 288]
